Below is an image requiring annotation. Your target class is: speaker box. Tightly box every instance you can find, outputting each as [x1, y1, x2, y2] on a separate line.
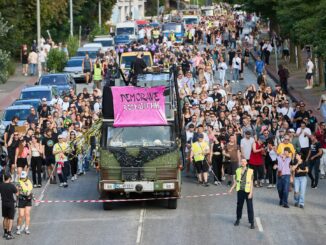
[102, 85, 114, 119]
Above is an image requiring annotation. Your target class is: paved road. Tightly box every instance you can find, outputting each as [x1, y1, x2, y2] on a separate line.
[3, 66, 326, 245]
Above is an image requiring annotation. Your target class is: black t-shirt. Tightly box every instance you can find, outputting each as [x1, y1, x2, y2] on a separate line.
[294, 162, 308, 177]
[8, 139, 19, 158]
[42, 136, 57, 157]
[294, 110, 309, 125]
[5, 124, 16, 143]
[310, 141, 321, 159]
[0, 183, 17, 205]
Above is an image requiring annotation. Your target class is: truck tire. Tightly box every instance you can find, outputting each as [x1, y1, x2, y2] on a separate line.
[102, 194, 113, 210]
[167, 199, 177, 209]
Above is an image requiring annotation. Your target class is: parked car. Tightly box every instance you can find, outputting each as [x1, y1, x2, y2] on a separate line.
[93, 36, 114, 52]
[83, 42, 103, 49]
[35, 73, 76, 95]
[11, 99, 42, 110]
[76, 47, 99, 61]
[19, 85, 59, 106]
[63, 57, 86, 83]
[0, 104, 33, 138]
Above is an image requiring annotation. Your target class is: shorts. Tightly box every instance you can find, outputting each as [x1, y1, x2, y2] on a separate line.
[17, 158, 28, 168]
[194, 160, 209, 173]
[18, 197, 32, 208]
[84, 69, 91, 74]
[2, 204, 15, 219]
[45, 155, 55, 166]
[225, 162, 238, 175]
[283, 50, 289, 56]
[306, 73, 313, 80]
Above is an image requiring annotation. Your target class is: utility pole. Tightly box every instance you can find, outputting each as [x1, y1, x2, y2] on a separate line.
[157, 0, 159, 17]
[177, 0, 180, 11]
[129, 0, 132, 20]
[99, 1, 102, 28]
[37, 0, 41, 77]
[70, 0, 73, 36]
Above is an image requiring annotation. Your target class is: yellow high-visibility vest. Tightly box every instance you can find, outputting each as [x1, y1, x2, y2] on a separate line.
[236, 167, 253, 193]
[192, 142, 208, 161]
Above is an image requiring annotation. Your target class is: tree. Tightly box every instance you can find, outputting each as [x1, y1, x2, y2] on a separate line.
[0, 12, 13, 83]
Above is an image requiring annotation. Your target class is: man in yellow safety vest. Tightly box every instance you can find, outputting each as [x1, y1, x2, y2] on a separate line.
[190, 134, 210, 186]
[229, 159, 255, 229]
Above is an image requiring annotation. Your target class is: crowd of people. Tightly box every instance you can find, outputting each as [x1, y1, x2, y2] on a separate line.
[0, 3, 325, 238]
[0, 85, 102, 239]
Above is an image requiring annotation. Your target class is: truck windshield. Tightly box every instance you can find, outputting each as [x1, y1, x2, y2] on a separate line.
[121, 55, 151, 68]
[184, 18, 198, 24]
[116, 27, 135, 35]
[107, 126, 174, 147]
[162, 24, 182, 33]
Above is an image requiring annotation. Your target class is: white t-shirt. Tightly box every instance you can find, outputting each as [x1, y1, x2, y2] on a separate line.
[306, 60, 314, 73]
[138, 29, 145, 39]
[296, 127, 311, 148]
[62, 101, 70, 111]
[232, 57, 241, 70]
[240, 137, 255, 160]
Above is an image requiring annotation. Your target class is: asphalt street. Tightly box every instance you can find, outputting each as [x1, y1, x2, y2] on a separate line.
[2, 65, 326, 245]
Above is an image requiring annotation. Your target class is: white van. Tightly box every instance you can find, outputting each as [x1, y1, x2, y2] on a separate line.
[115, 21, 138, 42]
[182, 15, 200, 27]
[93, 36, 114, 51]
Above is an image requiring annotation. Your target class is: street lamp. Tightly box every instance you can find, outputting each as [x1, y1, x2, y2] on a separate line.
[37, 0, 41, 77]
[99, 1, 102, 28]
[70, 0, 73, 36]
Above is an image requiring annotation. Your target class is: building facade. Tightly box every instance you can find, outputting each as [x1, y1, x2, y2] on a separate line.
[111, 0, 146, 24]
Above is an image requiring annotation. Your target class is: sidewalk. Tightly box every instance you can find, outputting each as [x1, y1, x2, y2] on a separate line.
[0, 64, 38, 112]
[251, 52, 324, 122]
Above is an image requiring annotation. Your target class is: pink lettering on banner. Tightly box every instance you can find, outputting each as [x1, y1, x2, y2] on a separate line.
[111, 86, 168, 127]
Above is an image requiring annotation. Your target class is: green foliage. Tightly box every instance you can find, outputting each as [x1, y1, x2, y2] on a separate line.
[7, 59, 16, 76]
[67, 36, 79, 58]
[0, 49, 11, 84]
[46, 49, 67, 73]
[88, 24, 109, 42]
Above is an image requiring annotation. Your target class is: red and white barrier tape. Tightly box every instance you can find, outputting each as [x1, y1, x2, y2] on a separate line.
[35, 192, 230, 204]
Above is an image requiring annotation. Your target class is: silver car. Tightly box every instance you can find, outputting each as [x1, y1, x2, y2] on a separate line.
[63, 57, 86, 83]
[0, 104, 33, 138]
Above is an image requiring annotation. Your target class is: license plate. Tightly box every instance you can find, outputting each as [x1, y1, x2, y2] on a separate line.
[123, 181, 154, 192]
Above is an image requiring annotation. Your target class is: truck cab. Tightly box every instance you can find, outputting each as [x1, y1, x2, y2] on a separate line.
[115, 21, 138, 43]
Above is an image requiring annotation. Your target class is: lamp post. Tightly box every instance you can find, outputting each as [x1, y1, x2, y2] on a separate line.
[37, 0, 41, 77]
[129, 0, 132, 20]
[99, 1, 102, 28]
[70, 0, 73, 36]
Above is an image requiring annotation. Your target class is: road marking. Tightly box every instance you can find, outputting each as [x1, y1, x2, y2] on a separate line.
[256, 217, 264, 232]
[136, 209, 145, 245]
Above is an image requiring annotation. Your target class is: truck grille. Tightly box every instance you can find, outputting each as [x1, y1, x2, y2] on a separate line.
[101, 167, 177, 181]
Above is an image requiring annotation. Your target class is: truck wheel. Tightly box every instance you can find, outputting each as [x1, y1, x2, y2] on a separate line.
[102, 194, 113, 210]
[167, 199, 177, 209]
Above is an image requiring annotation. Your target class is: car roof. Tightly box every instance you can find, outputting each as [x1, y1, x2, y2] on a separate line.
[94, 37, 113, 41]
[121, 51, 151, 56]
[5, 104, 33, 110]
[77, 47, 99, 52]
[14, 99, 41, 102]
[40, 73, 67, 78]
[21, 85, 53, 92]
[69, 56, 85, 60]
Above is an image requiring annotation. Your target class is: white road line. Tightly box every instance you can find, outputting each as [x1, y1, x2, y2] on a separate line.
[136, 209, 145, 245]
[256, 217, 264, 232]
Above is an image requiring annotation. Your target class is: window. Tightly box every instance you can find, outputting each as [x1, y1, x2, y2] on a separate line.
[21, 90, 51, 101]
[4, 109, 30, 121]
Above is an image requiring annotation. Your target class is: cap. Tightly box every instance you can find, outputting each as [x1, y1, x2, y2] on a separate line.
[58, 134, 64, 139]
[279, 128, 285, 132]
[288, 128, 295, 133]
[188, 124, 195, 128]
[245, 131, 252, 135]
[42, 98, 47, 102]
[20, 171, 27, 179]
[198, 133, 204, 139]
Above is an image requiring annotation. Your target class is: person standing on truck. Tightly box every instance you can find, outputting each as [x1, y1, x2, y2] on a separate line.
[82, 52, 92, 84]
[190, 133, 210, 186]
[129, 53, 147, 86]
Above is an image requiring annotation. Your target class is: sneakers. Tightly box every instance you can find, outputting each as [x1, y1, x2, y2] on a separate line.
[16, 228, 21, 235]
[304, 86, 312, 89]
[71, 176, 75, 181]
[299, 204, 304, 209]
[24, 228, 30, 235]
[33, 184, 38, 188]
[222, 176, 226, 181]
[294, 203, 299, 207]
[37, 184, 42, 188]
[203, 182, 209, 187]
[5, 233, 14, 240]
[63, 182, 68, 188]
[59, 183, 64, 187]
[312, 185, 318, 189]
[214, 181, 221, 185]
[234, 220, 240, 226]
[283, 204, 290, 208]
[250, 223, 255, 229]
[267, 184, 273, 188]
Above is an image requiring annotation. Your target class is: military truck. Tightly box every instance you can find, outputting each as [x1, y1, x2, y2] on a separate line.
[99, 73, 182, 210]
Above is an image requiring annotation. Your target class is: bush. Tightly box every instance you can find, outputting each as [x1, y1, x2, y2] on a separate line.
[46, 48, 67, 73]
[7, 59, 16, 76]
[67, 35, 79, 58]
[0, 49, 10, 84]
